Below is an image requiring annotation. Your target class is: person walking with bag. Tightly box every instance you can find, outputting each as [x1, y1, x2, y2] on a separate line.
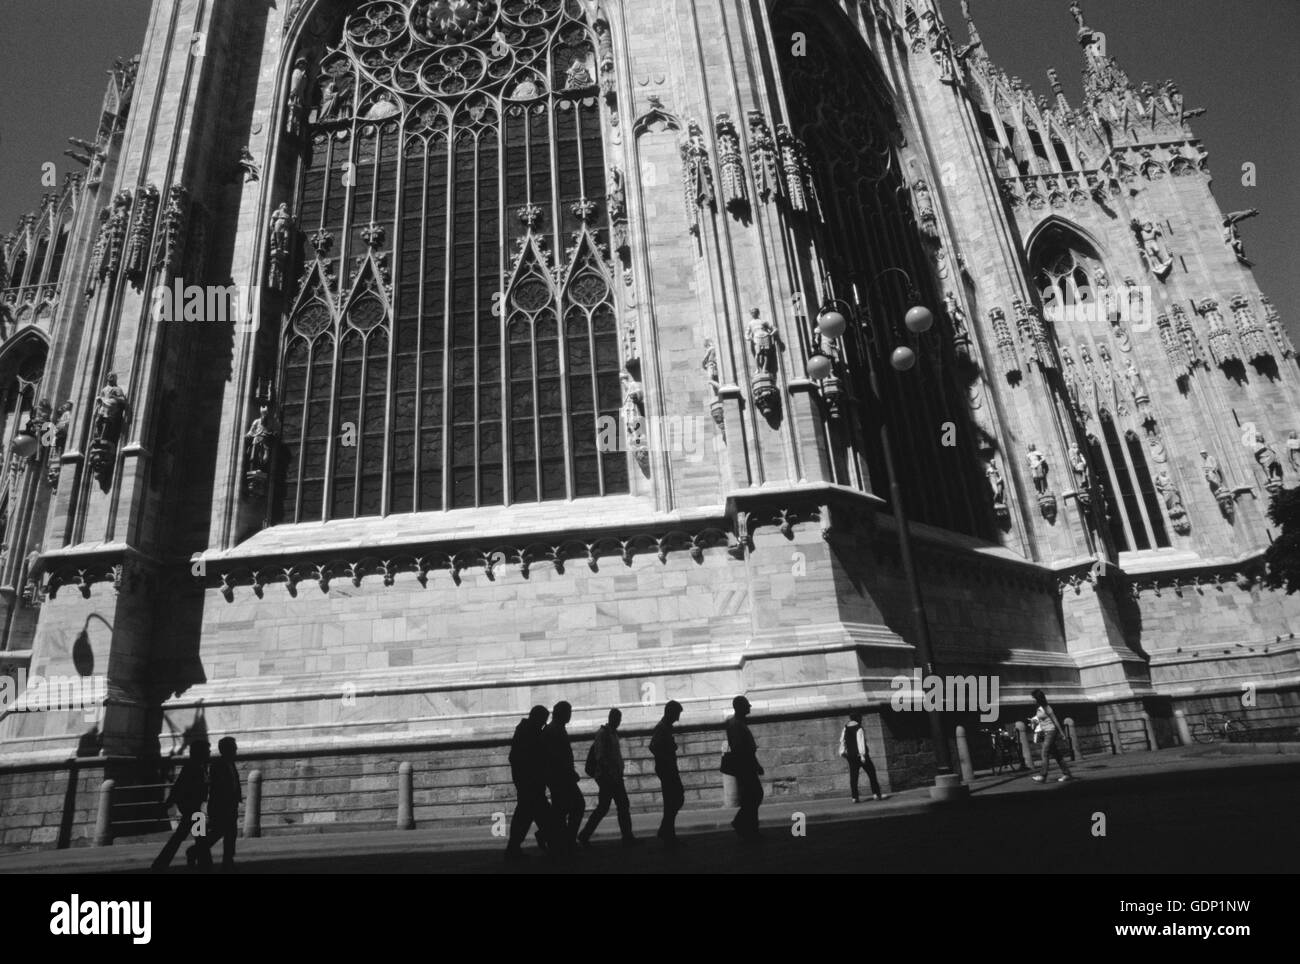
[150, 740, 210, 872]
[650, 700, 685, 848]
[578, 708, 639, 848]
[838, 712, 884, 802]
[1029, 689, 1074, 783]
[723, 695, 764, 841]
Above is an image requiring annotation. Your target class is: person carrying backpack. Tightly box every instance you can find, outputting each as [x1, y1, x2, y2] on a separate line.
[578, 708, 639, 848]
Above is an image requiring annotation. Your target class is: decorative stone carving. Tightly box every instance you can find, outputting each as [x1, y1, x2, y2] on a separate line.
[1154, 470, 1191, 534]
[1013, 298, 1052, 369]
[747, 308, 779, 417]
[47, 402, 73, 490]
[1229, 294, 1270, 362]
[986, 460, 1010, 522]
[1132, 219, 1173, 280]
[153, 185, 189, 278]
[911, 178, 940, 240]
[88, 192, 132, 295]
[1199, 299, 1241, 367]
[1260, 297, 1296, 359]
[703, 338, 724, 431]
[990, 307, 1020, 377]
[88, 373, 128, 486]
[620, 369, 647, 470]
[944, 290, 970, 357]
[1068, 442, 1091, 506]
[1288, 432, 1300, 473]
[244, 403, 278, 497]
[594, 18, 615, 97]
[268, 202, 293, 291]
[287, 57, 309, 136]
[1027, 443, 1050, 495]
[776, 123, 816, 216]
[747, 111, 780, 204]
[715, 113, 749, 217]
[1253, 434, 1284, 491]
[680, 120, 714, 236]
[1223, 209, 1258, 264]
[607, 166, 628, 253]
[125, 185, 159, 280]
[238, 146, 261, 183]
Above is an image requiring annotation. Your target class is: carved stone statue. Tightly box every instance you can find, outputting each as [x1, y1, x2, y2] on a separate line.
[1289, 431, 1300, 472]
[245, 404, 278, 475]
[746, 308, 776, 374]
[1026, 443, 1049, 495]
[1125, 361, 1148, 403]
[238, 146, 261, 183]
[1067, 443, 1089, 489]
[1154, 470, 1189, 532]
[1132, 219, 1173, 279]
[1223, 209, 1259, 264]
[911, 179, 939, 239]
[943, 290, 968, 335]
[92, 373, 128, 443]
[1200, 449, 1224, 492]
[269, 202, 293, 290]
[986, 461, 1006, 507]
[702, 339, 721, 397]
[287, 57, 309, 136]
[1254, 434, 1284, 486]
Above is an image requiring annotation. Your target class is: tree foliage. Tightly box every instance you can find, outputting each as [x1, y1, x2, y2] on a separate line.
[1262, 487, 1300, 595]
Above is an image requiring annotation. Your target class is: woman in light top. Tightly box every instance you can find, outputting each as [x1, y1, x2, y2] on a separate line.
[1029, 689, 1074, 783]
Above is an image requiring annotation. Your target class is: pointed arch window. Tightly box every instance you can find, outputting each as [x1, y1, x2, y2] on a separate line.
[275, 0, 627, 523]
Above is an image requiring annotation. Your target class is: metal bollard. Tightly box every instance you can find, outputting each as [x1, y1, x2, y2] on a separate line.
[1015, 720, 1034, 769]
[243, 770, 262, 838]
[93, 779, 114, 847]
[397, 761, 414, 830]
[1064, 718, 1079, 760]
[1108, 720, 1123, 755]
[1174, 709, 1193, 746]
[954, 725, 975, 783]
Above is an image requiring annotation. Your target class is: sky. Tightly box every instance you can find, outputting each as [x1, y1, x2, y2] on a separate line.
[0, 0, 1295, 335]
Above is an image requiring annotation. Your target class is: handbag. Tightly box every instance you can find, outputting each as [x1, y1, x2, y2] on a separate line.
[719, 751, 739, 776]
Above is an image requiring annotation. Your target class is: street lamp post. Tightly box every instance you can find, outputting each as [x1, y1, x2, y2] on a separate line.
[814, 284, 969, 801]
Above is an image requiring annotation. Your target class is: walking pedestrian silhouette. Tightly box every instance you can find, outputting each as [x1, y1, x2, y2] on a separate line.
[150, 739, 209, 872]
[505, 705, 552, 861]
[578, 708, 639, 847]
[650, 700, 685, 848]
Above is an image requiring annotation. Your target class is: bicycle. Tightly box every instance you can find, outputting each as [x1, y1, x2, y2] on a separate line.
[1189, 712, 1252, 744]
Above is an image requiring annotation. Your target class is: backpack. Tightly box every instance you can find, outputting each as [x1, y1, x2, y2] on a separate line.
[584, 734, 600, 778]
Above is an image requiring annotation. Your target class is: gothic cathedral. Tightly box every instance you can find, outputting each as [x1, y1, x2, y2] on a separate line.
[1, 0, 1296, 844]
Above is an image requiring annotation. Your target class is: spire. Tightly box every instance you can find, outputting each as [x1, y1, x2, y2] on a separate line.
[1047, 67, 1070, 110]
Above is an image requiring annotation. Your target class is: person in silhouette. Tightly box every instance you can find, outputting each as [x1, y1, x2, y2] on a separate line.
[725, 696, 764, 841]
[150, 739, 209, 872]
[839, 712, 884, 802]
[541, 700, 584, 853]
[194, 737, 242, 871]
[506, 705, 552, 861]
[649, 700, 685, 847]
[578, 708, 639, 848]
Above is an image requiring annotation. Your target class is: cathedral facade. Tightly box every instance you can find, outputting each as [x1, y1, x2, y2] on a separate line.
[1, 0, 1297, 846]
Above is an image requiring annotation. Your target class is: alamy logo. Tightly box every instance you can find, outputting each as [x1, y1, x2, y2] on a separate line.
[151, 277, 258, 332]
[1040, 283, 1152, 332]
[0, 670, 106, 724]
[890, 670, 1001, 722]
[50, 895, 151, 944]
[596, 414, 714, 462]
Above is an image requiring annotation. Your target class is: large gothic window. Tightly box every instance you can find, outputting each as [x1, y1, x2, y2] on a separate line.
[277, 0, 626, 523]
[776, 7, 987, 538]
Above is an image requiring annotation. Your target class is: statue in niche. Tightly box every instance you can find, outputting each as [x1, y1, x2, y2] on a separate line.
[1200, 449, 1224, 492]
[1132, 219, 1174, 279]
[319, 77, 344, 122]
[746, 308, 777, 374]
[1254, 434, 1284, 487]
[1026, 444, 1049, 496]
[268, 202, 293, 290]
[1154, 470, 1189, 529]
[1067, 443, 1090, 490]
[564, 57, 594, 90]
[943, 290, 968, 336]
[92, 373, 128, 444]
[986, 461, 1007, 512]
[1125, 361, 1148, 403]
[1147, 434, 1167, 464]
[245, 404, 278, 476]
[1223, 209, 1259, 264]
[702, 339, 721, 397]
[287, 57, 309, 136]
[1288, 431, 1300, 472]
